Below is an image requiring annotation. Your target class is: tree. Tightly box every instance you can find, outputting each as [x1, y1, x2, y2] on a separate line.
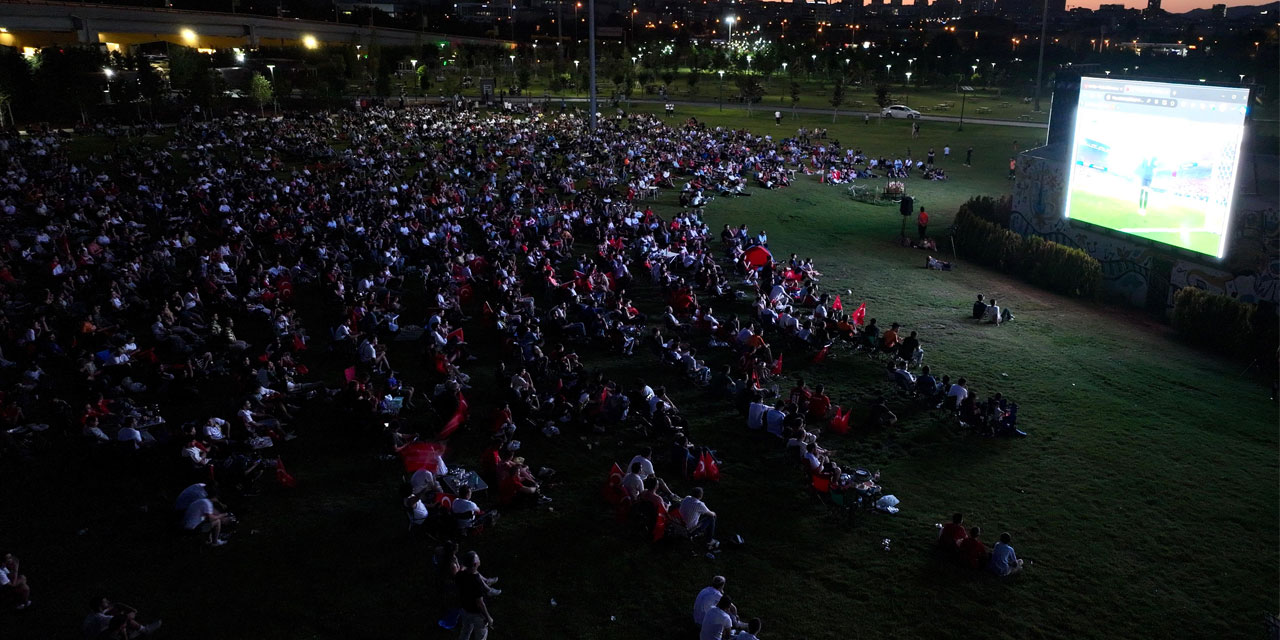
[685, 70, 700, 96]
[829, 77, 845, 122]
[136, 62, 163, 119]
[789, 81, 801, 119]
[661, 70, 675, 89]
[517, 67, 531, 91]
[250, 72, 273, 116]
[874, 82, 892, 124]
[736, 75, 764, 116]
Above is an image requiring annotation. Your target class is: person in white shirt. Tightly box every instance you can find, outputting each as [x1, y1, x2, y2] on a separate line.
[983, 299, 1002, 325]
[182, 497, 230, 546]
[692, 576, 727, 625]
[747, 397, 769, 430]
[699, 595, 746, 640]
[947, 377, 969, 408]
[627, 448, 657, 479]
[82, 596, 162, 639]
[679, 487, 718, 548]
[0, 553, 31, 610]
[764, 402, 787, 438]
[621, 463, 645, 499]
[174, 482, 209, 512]
[737, 618, 763, 640]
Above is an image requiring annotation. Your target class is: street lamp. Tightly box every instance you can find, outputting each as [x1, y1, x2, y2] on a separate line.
[103, 68, 114, 105]
[718, 69, 724, 111]
[746, 55, 752, 72]
[265, 64, 278, 115]
[724, 15, 736, 43]
[782, 62, 788, 74]
[905, 71, 912, 86]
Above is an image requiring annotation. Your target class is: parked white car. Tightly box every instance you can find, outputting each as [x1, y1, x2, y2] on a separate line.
[881, 105, 921, 119]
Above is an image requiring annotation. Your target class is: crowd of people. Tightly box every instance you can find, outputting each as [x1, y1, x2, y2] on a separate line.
[0, 100, 1028, 637]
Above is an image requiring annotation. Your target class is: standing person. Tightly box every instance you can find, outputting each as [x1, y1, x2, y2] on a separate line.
[943, 144, 951, 161]
[917, 206, 929, 239]
[1137, 156, 1156, 215]
[927, 148, 935, 166]
[965, 146, 974, 166]
[1008, 157, 1017, 180]
[455, 551, 496, 639]
[988, 532, 1026, 576]
[912, 121, 921, 138]
[774, 110, 782, 125]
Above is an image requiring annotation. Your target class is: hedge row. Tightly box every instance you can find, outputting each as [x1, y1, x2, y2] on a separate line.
[1171, 286, 1279, 359]
[952, 207, 1103, 299]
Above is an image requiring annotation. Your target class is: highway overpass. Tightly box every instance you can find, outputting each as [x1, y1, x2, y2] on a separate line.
[0, 0, 514, 52]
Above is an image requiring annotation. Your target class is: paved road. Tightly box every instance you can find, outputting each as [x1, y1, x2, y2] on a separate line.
[549, 96, 1050, 129]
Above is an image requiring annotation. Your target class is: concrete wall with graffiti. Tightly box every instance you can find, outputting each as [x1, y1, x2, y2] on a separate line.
[1010, 146, 1279, 308]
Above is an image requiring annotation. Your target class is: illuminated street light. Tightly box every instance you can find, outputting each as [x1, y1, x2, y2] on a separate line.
[180, 28, 197, 44]
[724, 15, 736, 42]
[302, 34, 318, 49]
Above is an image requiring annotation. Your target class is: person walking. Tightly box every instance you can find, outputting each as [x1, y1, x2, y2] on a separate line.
[944, 144, 951, 161]
[455, 551, 497, 639]
[965, 146, 973, 166]
[917, 207, 929, 239]
[774, 110, 782, 125]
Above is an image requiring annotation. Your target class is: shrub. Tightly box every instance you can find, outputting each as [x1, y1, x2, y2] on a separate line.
[1170, 287, 1261, 355]
[952, 206, 1101, 299]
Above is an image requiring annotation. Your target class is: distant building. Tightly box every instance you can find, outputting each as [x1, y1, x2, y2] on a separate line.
[1210, 3, 1226, 18]
[1144, 0, 1160, 14]
[1048, 0, 1065, 14]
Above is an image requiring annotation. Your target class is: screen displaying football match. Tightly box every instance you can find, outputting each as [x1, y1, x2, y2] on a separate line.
[1064, 77, 1248, 258]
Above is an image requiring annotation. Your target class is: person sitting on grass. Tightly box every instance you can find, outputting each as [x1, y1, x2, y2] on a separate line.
[181, 494, 233, 547]
[982, 299, 1002, 326]
[869, 396, 898, 428]
[693, 576, 731, 626]
[0, 553, 32, 610]
[807, 384, 832, 421]
[988, 532, 1026, 576]
[937, 513, 969, 552]
[679, 487, 719, 550]
[916, 366, 940, 398]
[82, 596, 162, 639]
[958, 527, 988, 570]
[971, 294, 987, 320]
[700, 595, 748, 640]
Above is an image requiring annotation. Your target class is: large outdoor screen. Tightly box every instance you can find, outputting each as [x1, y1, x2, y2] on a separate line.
[1064, 77, 1248, 258]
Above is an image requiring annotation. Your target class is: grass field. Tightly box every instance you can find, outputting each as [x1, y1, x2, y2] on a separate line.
[3, 111, 1276, 640]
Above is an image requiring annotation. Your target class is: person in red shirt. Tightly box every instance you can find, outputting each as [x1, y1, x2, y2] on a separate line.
[917, 207, 929, 239]
[937, 513, 969, 552]
[807, 384, 832, 421]
[958, 526, 987, 570]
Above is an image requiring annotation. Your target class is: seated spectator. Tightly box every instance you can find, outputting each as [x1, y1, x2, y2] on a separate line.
[0, 553, 32, 610]
[983, 299, 1002, 326]
[937, 513, 969, 552]
[679, 487, 719, 550]
[807, 384, 832, 421]
[869, 397, 898, 427]
[971, 294, 987, 320]
[958, 527, 988, 570]
[181, 495, 232, 547]
[700, 595, 746, 640]
[988, 532, 1025, 576]
[692, 576, 728, 625]
[737, 618, 764, 640]
[915, 366, 939, 398]
[82, 596, 162, 639]
[451, 486, 497, 529]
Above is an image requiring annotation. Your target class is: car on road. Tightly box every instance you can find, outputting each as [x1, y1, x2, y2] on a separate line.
[881, 105, 921, 119]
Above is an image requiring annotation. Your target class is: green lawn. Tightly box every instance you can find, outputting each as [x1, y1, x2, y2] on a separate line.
[3, 112, 1276, 640]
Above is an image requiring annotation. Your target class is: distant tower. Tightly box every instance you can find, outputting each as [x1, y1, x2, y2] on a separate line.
[1210, 3, 1227, 18]
[1145, 0, 1161, 14]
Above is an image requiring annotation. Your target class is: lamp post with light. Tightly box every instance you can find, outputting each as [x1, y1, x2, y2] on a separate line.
[718, 69, 724, 111]
[724, 15, 735, 43]
[266, 64, 278, 115]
